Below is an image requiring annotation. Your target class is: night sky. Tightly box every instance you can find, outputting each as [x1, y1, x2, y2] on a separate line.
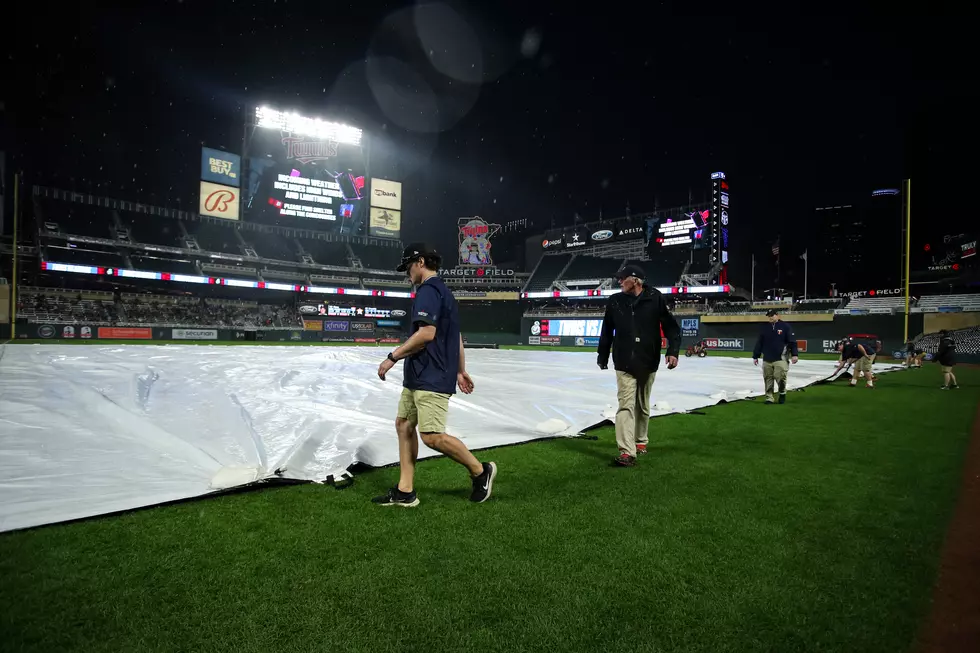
[3, 2, 974, 288]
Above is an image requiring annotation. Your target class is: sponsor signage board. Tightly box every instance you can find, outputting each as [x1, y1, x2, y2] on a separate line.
[589, 229, 614, 244]
[440, 267, 516, 278]
[354, 338, 377, 343]
[680, 317, 699, 338]
[574, 336, 601, 347]
[62, 325, 75, 339]
[369, 206, 401, 238]
[351, 321, 375, 332]
[323, 321, 349, 332]
[201, 147, 241, 187]
[370, 178, 402, 211]
[391, 309, 407, 317]
[303, 320, 324, 331]
[703, 337, 744, 351]
[538, 336, 561, 345]
[298, 305, 318, 314]
[840, 288, 904, 298]
[38, 324, 56, 338]
[376, 320, 402, 327]
[172, 328, 218, 340]
[796, 339, 807, 353]
[822, 340, 841, 354]
[528, 336, 540, 345]
[541, 236, 563, 250]
[98, 327, 153, 339]
[199, 180, 241, 220]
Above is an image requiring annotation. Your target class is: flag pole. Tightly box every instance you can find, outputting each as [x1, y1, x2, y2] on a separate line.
[751, 253, 755, 301]
[803, 249, 808, 300]
[903, 179, 911, 342]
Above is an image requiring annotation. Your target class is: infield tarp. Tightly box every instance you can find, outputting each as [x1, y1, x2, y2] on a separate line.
[0, 345, 899, 532]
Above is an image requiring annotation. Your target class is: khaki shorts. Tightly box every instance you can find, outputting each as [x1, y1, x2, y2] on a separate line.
[855, 356, 872, 373]
[397, 388, 451, 433]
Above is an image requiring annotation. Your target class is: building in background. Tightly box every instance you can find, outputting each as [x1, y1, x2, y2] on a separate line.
[815, 188, 902, 294]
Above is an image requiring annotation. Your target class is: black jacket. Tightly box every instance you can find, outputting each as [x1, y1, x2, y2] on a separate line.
[937, 335, 956, 366]
[752, 320, 799, 363]
[597, 286, 681, 379]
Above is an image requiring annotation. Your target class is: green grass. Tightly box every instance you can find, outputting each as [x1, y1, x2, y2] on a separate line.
[0, 365, 977, 653]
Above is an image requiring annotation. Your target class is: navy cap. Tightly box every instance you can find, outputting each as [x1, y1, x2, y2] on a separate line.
[614, 264, 646, 281]
[396, 243, 439, 272]
[765, 308, 779, 317]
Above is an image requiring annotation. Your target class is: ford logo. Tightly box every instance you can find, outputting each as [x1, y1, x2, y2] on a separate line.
[591, 229, 613, 242]
[390, 310, 406, 317]
[299, 305, 318, 314]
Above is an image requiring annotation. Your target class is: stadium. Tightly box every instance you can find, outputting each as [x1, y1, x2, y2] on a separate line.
[2, 101, 979, 653]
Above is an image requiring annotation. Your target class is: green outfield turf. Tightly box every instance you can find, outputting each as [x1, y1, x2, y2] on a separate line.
[0, 357, 976, 653]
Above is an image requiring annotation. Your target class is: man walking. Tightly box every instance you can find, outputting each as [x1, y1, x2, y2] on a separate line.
[374, 243, 497, 507]
[937, 329, 959, 389]
[596, 264, 681, 467]
[752, 309, 799, 403]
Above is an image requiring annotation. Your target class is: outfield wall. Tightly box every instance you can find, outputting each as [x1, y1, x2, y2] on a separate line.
[520, 314, 926, 356]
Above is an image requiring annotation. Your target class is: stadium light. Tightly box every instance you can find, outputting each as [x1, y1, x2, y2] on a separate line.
[255, 106, 363, 146]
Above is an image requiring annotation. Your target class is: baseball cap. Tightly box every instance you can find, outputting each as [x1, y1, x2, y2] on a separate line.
[614, 264, 646, 281]
[765, 309, 780, 317]
[396, 243, 439, 272]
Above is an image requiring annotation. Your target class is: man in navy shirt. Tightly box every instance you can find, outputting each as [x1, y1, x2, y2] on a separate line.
[374, 243, 497, 507]
[752, 309, 799, 404]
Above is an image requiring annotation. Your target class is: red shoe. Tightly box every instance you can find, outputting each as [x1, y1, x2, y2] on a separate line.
[612, 453, 636, 467]
[636, 444, 648, 455]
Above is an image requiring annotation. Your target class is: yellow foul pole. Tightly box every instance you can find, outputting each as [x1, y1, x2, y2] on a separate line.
[10, 174, 19, 340]
[903, 178, 911, 342]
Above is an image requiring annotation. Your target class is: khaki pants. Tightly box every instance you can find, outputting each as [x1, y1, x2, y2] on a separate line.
[397, 388, 451, 433]
[763, 360, 789, 401]
[615, 371, 656, 457]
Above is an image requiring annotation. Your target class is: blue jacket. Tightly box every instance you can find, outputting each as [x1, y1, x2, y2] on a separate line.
[752, 320, 799, 363]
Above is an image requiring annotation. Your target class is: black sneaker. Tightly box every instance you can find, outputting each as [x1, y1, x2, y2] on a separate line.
[778, 394, 786, 404]
[470, 462, 497, 503]
[372, 487, 419, 508]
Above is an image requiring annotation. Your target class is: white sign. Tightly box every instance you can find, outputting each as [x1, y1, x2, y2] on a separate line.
[271, 173, 341, 220]
[199, 181, 240, 220]
[255, 106, 362, 145]
[172, 328, 218, 340]
[370, 178, 402, 210]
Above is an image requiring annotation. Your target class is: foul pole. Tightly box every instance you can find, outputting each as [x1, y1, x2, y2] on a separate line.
[903, 178, 911, 342]
[10, 174, 19, 340]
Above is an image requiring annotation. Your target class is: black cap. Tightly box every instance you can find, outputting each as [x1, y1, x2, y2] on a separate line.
[765, 308, 780, 317]
[396, 243, 439, 272]
[614, 264, 646, 281]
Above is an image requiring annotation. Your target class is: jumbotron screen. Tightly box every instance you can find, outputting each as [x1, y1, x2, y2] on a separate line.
[244, 108, 367, 234]
[644, 211, 712, 270]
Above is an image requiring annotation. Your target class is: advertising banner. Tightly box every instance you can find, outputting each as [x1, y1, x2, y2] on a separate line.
[563, 227, 588, 250]
[454, 291, 520, 301]
[588, 228, 615, 245]
[541, 235, 564, 250]
[323, 320, 350, 332]
[98, 327, 153, 339]
[376, 320, 402, 328]
[538, 336, 562, 345]
[370, 178, 402, 210]
[303, 320, 324, 331]
[680, 317, 700, 338]
[702, 337, 744, 351]
[574, 336, 601, 347]
[527, 336, 540, 345]
[351, 321, 375, 333]
[172, 328, 218, 340]
[201, 147, 241, 187]
[369, 206, 401, 239]
[81, 326, 92, 339]
[62, 325, 76, 339]
[354, 338, 377, 343]
[199, 181, 240, 220]
[796, 339, 807, 353]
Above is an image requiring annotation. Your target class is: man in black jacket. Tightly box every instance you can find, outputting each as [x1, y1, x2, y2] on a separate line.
[937, 330, 959, 389]
[597, 264, 681, 467]
[752, 309, 799, 403]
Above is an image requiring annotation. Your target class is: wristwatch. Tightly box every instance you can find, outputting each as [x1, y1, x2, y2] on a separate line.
[387, 352, 397, 362]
